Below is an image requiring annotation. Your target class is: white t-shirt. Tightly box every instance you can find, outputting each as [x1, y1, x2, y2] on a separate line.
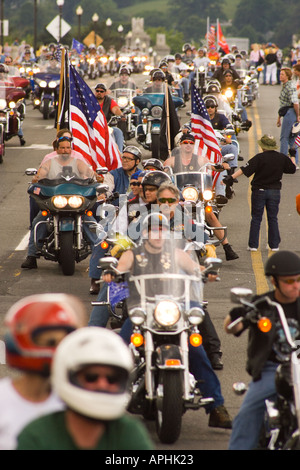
[0, 377, 65, 450]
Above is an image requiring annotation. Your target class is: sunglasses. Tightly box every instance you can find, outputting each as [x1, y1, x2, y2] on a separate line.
[181, 140, 194, 145]
[206, 105, 216, 108]
[95, 89, 105, 93]
[144, 187, 157, 192]
[122, 156, 135, 162]
[158, 197, 177, 204]
[279, 276, 300, 285]
[80, 371, 121, 385]
[130, 182, 141, 186]
[58, 136, 72, 142]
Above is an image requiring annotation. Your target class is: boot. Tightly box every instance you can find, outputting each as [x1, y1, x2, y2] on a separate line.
[209, 405, 232, 429]
[223, 243, 239, 261]
[90, 278, 100, 295]
[19, 136, 26, 146]
[21, 256, 37, 269]
[184, 93, 189, 102]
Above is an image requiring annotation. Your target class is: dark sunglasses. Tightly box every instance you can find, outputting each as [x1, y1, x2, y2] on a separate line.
[58, 136, 72, 142]
[130, 182, 141, 186]
[206, 105, 216, 108]
[158, 197, 177, 204]
[81, 371, 121, 385]
[279, 276, 300, 285]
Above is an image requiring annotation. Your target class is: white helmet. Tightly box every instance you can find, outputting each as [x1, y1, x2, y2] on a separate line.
[51, 327, 133, 420]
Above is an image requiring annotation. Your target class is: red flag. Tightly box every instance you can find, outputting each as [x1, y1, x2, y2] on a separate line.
[69, 64, 122, 171]
[218, 23, 230, 54]
[206, 25, 216, 49]
[190, 84, 222, 188]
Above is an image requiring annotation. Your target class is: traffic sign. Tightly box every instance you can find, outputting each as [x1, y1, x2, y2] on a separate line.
[46, 15, 71, 42]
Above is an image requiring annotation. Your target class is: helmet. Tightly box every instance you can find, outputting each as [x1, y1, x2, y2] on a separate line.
[152, 69, 165, 81]
[292, 122, 300, 135]
[119, 65, 131, 76]
[166, 55, 175, 62]
[206, 82, 221, 94]
[221, 57, 231, 65]
[4, 294, 81, 375]
[204, 95, 218, 108]
[123, 145, 142, 161]
[51, 327, 133, 420]
[142, 158, 164, 171]
[141, 170, 171, 194]
[175, 53, 182, 60]
[182, 43, 192, 52]
[142, 212, 169, 233]
[159, 60, 168, 69]
[264, 251, 300, 277]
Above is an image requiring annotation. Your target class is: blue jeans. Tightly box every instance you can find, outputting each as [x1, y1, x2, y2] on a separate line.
[119, 318, 224, 413]
[112, 126, 124, 152]
[228, 361, 277, 450]
[88, 283, 109, 326]
[280, 108, 297, 156]
[248, 188, 281, 249]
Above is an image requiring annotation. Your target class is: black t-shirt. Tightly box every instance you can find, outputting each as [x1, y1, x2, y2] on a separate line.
[241, 150, 296, 190]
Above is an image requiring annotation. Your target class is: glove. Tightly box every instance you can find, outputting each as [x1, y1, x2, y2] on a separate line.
[229, 306, 247, 322]
[214, 164, 224, 171]
[223, 175, 238, 185]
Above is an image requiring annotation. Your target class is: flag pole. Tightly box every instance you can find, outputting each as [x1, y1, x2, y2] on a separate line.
[165, 80, 171, 157]
[206, 17, 209, 49]
[56, 47, 65, 131]
[217, 18, 219, 53]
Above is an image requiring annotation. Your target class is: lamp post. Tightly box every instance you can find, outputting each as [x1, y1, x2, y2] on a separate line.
[33, 0, 37, 54]
[56, 0, 64, 43]
[0, 0, 3, 51]
[76, 5, 83, 41]
[106, 18, 112, 47]
[92, 13, 99, 47]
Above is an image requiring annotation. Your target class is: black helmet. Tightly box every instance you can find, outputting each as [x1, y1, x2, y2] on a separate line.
[141, 170, 171, 194]
[123, 145, 142, 161]
[159, 60, 168, 68]
[264, 251, 300, 277]
[142, 158, 164, 171]
[152, 69, 165, 81]
[175, 53, 182, 60]
[204, 95, 218, 108]
[182, 43, 192, 52]
[119, 65, 131, 76]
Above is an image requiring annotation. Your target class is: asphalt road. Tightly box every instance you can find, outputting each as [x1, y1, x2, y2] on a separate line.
[0, 73, 299, 451]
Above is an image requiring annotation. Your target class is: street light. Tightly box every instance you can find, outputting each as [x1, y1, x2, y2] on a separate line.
[76, 5, 83, 41]
[106, 18, 112, 47]
[92, 13, 99, 46]
[56, 0, 64, 43]
[0, 0, 4, 50]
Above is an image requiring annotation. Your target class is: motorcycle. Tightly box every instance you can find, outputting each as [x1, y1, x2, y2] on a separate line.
[33, 59, 60, 120]
[110, 83, 138, 141]
[18, 61, 40, 98]
[0, 78, 26, 162]
[24, 167, 104, 276]
[98, 242, 222, 444]
[228, 288, 300, 450]
[133, 83, 183, 158]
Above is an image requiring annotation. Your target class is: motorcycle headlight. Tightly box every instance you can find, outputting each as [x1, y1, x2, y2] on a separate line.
[225, 89, 233, 99]
[19, 67, 25, 73]
[203, 189, 213, 201]
[151, 106, 162, 119]
[142, 107, 150, 116]
[182, 187, 198, 202]
[90, 58, 95, 64]
[49, 81, 58, 88]
[0, 99, 7, 110]
[33, 67, 40, 73]
[68, 196, 83, 209]
[154, 300, 180, 327]
[117, 96, 129, 108]
[9, 101, 16, 109]
[186, 307, 205, 326]
[39, 80, 47, 88]
[129, 307, 146, 326]
[52, 196, 68, 208]
[199, 66, 205, 72]
[25, 67, 31, 73]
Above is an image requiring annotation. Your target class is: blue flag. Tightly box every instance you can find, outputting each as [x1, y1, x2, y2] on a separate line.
[71, 38, 85, 54]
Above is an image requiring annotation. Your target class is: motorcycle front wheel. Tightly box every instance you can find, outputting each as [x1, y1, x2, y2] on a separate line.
[43, 98, 50, 120]
[155, 370, 183, 444]
[58, 231, 75, 276]
[151, 133, 160, 159]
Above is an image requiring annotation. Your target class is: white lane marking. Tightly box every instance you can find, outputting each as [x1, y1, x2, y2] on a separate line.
[7, 144, 53, 149]
[15, 231, 30, 251]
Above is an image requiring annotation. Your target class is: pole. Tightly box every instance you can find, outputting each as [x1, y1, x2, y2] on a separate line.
[57, 48, 65, 131]
[59, 6, 62, 42]
[34, 0, 37, 55]
[165, 81, 171, 157]
[206, 17, 209, 50]
[217, 18, 219, 53]
[0, 0, 4, 51]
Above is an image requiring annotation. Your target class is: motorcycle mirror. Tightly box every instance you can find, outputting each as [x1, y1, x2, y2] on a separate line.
[96, 184, 109, 194]
[204, 257, 222, 271]
[98, 256, 119, 270]
[25, 168, 37, 175]
[232, 382, 247, 395]
[96, 167, 108, 175]
[230, 287, 253, 304]
[222, 154, 235, 162]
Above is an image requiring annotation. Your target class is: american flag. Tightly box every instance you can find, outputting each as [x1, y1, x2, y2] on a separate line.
[294, 135, 300, 148]
[190, 83, 222, 187]
[69, 65, 122, 170]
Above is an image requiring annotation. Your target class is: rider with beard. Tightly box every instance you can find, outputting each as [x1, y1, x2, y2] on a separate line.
[16, 327, 153, 450]
[102, 213, 232, 429]
[0, 293, 85, 450]
[224, 251, 300, 450]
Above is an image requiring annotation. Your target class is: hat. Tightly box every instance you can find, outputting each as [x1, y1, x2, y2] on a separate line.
[95, 83, 107, 91]
[292, 122, 300, 135]
[180, 133, 195, 143]
[257, 134, 278, 150]
[130, 171, 141, 181]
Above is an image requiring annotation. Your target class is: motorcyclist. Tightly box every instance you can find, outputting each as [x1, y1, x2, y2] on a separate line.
[143, 69, 167, 93]
[108, 65, 141, 93]
[102, 213, 232, 429]
[221, 69, 252, 130]
[0, 293, 85, 449]
[224, 251, 300, 450]
[21, 137, 96, 270]
[212, 57, 240, 85]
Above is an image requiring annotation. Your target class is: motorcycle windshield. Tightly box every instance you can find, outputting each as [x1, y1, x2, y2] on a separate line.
[37, 59, 61, 74]
[174, 172, 213, 191]
[110, 86, 136, 107]
[125, 237, 203, 312]
[0, 76, 17, 102]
